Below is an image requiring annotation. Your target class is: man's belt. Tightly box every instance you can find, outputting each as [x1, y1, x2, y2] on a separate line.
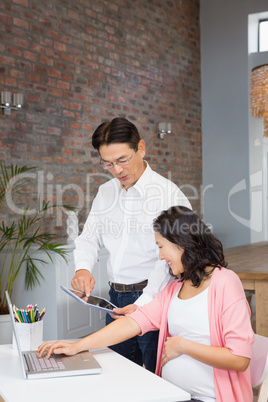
[111, 280, 148, 293]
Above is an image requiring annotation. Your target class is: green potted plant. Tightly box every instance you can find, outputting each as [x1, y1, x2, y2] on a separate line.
[0, 163, 71, 341]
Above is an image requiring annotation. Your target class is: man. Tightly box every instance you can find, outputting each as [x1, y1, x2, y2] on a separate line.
[71, 117, 191, 372]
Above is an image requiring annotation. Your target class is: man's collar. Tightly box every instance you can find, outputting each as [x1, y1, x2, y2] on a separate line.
[129, 161, 152, 197]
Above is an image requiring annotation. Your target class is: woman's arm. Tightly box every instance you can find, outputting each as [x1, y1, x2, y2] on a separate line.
[37, 316, 141, 359]
[162, 336, 250, 372]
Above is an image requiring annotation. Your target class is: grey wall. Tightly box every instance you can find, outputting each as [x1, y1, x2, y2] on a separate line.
[200, 0, 268, 248]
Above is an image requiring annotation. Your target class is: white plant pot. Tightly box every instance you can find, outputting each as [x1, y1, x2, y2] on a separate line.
[0, 314, 12, 344]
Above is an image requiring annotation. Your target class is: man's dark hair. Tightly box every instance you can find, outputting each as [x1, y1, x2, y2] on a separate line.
[92, 117, 141, 151]
[153, 206, 227, 286]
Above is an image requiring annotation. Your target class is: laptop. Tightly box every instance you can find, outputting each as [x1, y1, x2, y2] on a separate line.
[6, 290, 102, 380]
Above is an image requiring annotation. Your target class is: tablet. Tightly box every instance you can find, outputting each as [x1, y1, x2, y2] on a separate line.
[60, 286, 119, 314]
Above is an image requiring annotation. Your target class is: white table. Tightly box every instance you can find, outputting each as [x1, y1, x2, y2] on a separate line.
[0, 345, 190, 402]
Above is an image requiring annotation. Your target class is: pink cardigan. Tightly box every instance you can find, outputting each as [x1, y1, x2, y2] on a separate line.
[130, 267, 255, 402]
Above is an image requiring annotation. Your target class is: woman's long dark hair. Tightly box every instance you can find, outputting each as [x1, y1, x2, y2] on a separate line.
[153, 206, 227, 287]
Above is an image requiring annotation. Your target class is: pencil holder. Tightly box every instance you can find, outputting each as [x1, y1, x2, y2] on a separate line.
[13, 320, 43, 351]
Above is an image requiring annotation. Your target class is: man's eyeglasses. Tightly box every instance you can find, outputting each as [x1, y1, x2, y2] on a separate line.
[100, 150, 136, 170]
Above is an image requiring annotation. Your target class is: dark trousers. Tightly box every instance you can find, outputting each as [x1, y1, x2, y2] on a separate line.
[106, 285, 159, 373]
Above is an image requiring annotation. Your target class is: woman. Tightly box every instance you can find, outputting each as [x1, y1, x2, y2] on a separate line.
[38, 206, 254, 402]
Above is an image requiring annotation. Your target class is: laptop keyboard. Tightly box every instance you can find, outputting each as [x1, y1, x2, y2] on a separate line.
[28, 352, 66, 371]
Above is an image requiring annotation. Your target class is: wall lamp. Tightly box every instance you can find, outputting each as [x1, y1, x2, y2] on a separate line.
[1, 91, 24, 115]
[158, 122, 172, 139]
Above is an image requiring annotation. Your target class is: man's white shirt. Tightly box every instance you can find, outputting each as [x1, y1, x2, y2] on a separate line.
[74, 162, 191, 305]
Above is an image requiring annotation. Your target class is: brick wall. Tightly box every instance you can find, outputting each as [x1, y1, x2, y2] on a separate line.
[0, 0, 201, 240]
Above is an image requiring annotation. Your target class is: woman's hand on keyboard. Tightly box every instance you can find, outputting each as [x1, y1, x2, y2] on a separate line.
[37, 340, 79, 359]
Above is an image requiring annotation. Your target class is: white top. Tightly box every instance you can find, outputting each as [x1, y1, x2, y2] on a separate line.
[162, 287, 216, 402]
[74, 162, 191, 305]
